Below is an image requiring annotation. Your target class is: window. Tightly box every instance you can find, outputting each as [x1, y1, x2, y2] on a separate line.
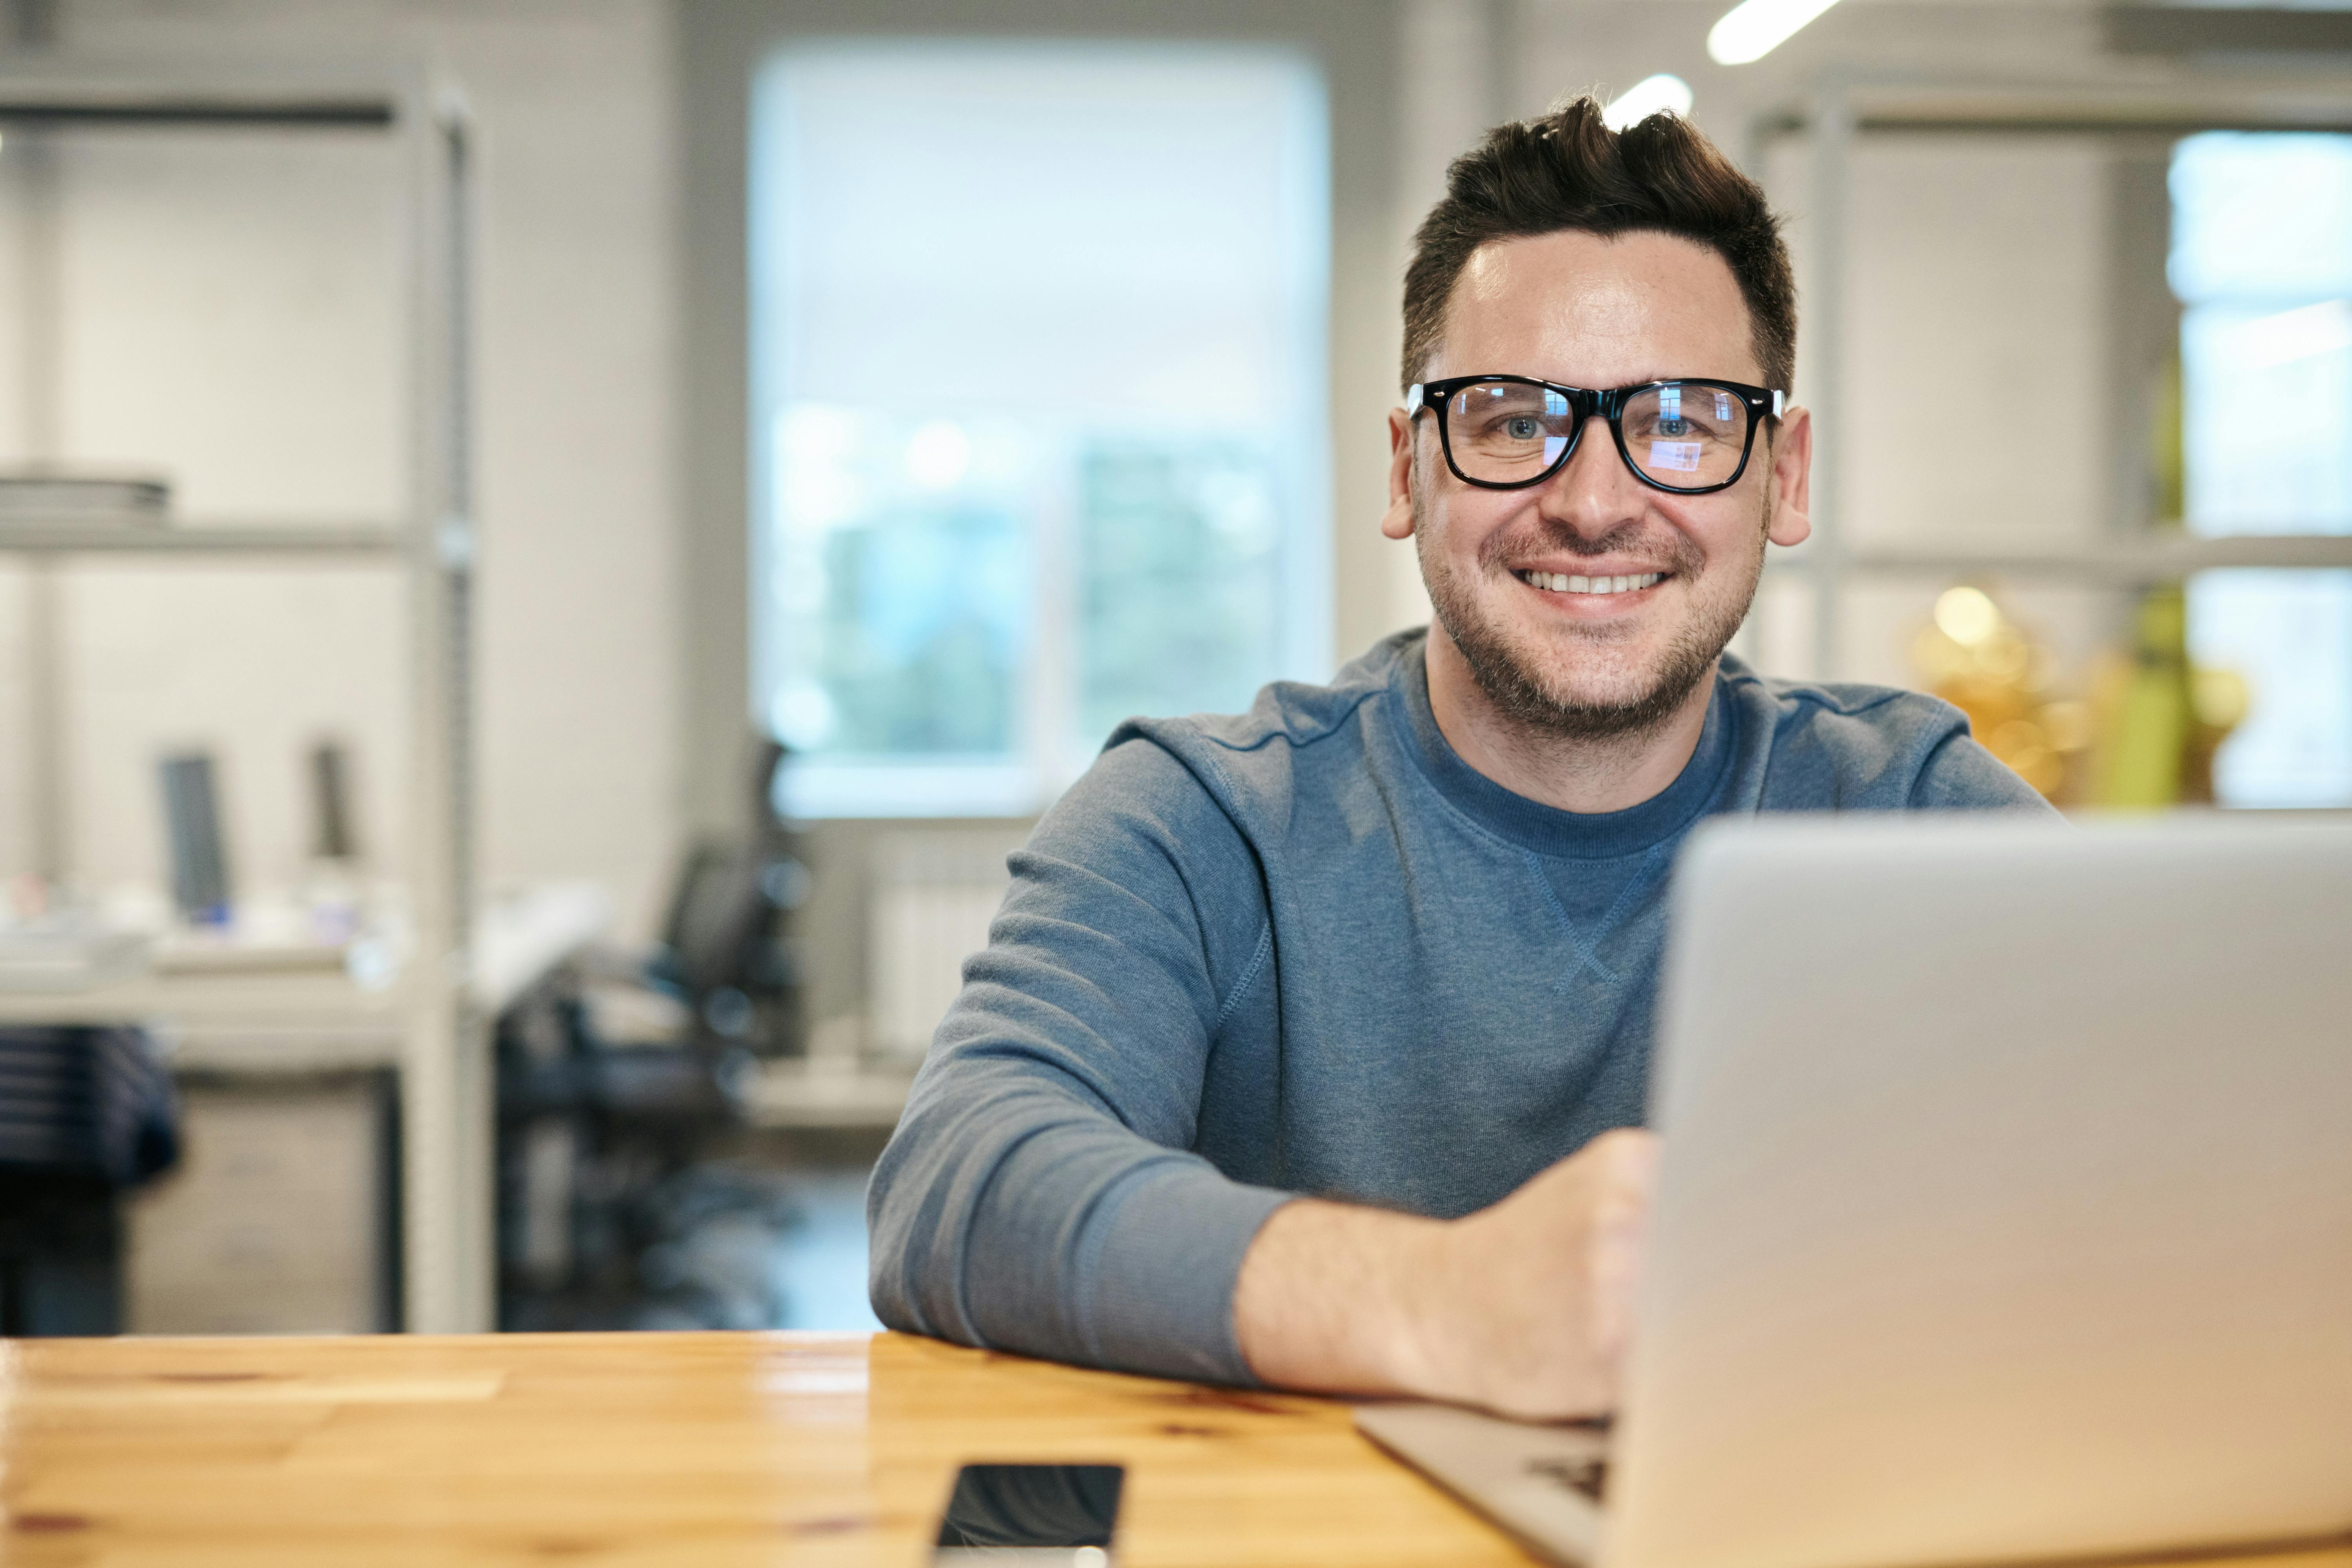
[2170, 132, 2352, 807]
[750, 44, 1332, 818]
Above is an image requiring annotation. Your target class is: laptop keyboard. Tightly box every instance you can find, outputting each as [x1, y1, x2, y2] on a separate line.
[1525, 1454, 1608, 1502]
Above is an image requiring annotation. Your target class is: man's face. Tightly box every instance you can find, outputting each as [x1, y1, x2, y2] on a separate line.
[1384, 229, 1811, 737]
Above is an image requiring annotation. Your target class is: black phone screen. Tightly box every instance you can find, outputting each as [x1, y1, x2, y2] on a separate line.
[934, 1463, 1124, 1550]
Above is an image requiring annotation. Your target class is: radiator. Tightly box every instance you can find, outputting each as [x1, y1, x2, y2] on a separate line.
[868, 833, 1017, 1061]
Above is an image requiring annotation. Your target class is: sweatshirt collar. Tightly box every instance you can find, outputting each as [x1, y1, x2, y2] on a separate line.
[1394, 634, 1738, 861]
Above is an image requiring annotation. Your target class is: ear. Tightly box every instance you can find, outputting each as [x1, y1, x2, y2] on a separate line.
[1382, 406, 1417, 541]
[1765, 404, 1813, 548]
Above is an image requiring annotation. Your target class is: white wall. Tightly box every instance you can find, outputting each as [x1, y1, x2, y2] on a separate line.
[2, 0, 682, 935]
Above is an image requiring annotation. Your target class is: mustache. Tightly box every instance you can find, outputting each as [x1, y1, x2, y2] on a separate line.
[1474, 517, 1705, 578]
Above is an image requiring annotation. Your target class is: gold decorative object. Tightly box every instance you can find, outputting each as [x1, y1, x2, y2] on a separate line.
[1911, 584, 2080, 800]
[1914, 582, 2252, 809]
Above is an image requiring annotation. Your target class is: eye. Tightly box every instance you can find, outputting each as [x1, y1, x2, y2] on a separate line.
[1655, 414, 1692, 437]
[1504, 416, 1543, 440]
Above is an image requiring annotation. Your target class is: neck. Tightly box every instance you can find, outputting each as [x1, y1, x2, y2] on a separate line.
[1422, 624, 1716, 815]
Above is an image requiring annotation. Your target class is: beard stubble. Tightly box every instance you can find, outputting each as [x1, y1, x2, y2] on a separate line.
[1416, 483, 1770, 743]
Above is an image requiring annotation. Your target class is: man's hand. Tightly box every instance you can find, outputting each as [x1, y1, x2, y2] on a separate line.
[1232, 1129, 1661, 1421]
[1409, 1129, 1661, 1417]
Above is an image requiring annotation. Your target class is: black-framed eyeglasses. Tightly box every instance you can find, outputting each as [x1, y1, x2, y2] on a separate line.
[1406, 375, 1788, 495]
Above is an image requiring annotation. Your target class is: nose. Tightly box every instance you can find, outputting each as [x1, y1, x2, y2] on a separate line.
[1536, 414, 1646, 540]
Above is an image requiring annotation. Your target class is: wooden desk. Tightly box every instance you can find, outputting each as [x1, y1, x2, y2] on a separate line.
[9, 1331, 2350, 1568]
[0, 1329, 1537, 1565]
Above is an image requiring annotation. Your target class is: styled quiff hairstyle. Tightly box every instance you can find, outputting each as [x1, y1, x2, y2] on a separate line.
[1401, 96, 1797, 397]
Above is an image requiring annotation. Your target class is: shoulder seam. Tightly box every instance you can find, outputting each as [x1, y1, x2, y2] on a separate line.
[1721, 662, 1915, 719]
[1906, 730, 1961, 808]
[1213, 921, 1275, 1031]
[1193, 677, 1396, 757]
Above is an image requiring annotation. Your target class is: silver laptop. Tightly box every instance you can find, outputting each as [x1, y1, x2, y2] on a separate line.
[1359, 816, 2352, 1568]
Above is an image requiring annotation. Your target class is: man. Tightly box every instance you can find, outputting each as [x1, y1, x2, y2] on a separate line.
[866, 98, 2050, 1419]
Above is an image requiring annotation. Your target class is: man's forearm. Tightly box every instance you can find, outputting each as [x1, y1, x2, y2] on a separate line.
[872, 1080, 1294, 1383]
[1229, 1130, 1661, 1419]
[1230, 1197, 1454, 1397]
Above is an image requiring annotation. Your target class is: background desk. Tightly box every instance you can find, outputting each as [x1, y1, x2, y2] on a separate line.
[8, 1330, 2351, 1568]
[0, 885, 612, 1334]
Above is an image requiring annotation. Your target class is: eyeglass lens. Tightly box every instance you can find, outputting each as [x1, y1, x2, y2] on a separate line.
[1444, 381, 1751, 490]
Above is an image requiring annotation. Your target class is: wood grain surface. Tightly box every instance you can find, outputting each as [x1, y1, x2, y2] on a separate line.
[0, 1329, 1537, 1566]
[7, 1330, 2348, 1568]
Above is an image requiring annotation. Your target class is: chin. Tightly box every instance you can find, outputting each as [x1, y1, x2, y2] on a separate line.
[1500, 631, 1648, 700]
[1550, 667, 1677, 715]
[1441, 595, 1727, 741]
[1531, 652, 1695, 719]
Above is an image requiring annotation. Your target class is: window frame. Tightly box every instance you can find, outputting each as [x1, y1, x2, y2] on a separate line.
[679, 0, 1403, 835]
[746, 41, 1336, 818]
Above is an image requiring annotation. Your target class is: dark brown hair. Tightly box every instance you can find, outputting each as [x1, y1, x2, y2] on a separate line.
[1401, 96, 1797, 396]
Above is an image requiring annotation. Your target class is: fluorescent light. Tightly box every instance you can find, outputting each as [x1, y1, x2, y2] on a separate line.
[1707, 0, 1848, 65]
[1603, 74, 1695, 131]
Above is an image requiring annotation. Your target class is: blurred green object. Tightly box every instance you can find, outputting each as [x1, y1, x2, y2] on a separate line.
[2147, 352, 2185, 525]
[2085, 586, 2250, 809]
[2093, 588, 2192, 808]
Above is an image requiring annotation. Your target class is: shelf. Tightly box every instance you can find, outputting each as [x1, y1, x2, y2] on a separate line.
[0, 56, 487, 1332]
[1774, 533, 2352, 585]
[0, 66, 405, 132]
[0, 519, 405, 555]
[0, 94, 395, 129]
[1759, 74, 2352, 142]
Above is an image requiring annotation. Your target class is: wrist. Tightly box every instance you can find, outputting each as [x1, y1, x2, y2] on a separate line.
[1380, 1213, 1468, 1402]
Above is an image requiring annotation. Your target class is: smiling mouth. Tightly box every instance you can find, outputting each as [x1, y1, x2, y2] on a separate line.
[1515, 569, 1668, 596]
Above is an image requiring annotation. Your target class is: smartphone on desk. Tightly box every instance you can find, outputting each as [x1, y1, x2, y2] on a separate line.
[932, 1463, 1123, 1566]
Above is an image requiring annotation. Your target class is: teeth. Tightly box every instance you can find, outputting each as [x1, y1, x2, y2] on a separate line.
[1522, 571, 1665, 595]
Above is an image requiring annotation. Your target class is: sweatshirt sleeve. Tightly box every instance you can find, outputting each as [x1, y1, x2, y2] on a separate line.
[1908, 728, 2064, 813]
[864, 736, 1295, 1385]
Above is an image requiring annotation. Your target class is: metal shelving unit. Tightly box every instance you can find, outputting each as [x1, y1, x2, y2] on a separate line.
[0, 522, 404, 554]
[0, 61, 487, 1332]
[1752, 73, 2352, 679]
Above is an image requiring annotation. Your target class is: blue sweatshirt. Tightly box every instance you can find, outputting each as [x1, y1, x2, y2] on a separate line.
[866, 632, 2052, 1385]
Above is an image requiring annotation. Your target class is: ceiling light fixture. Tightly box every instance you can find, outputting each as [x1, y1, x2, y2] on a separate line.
[1707, 0, 1848, 65]
[1602, 74, 1696, 130]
